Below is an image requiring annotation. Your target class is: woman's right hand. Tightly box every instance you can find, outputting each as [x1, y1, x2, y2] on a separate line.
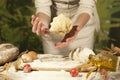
[55, 25, 80, 48]
[31, 13, 50, 36]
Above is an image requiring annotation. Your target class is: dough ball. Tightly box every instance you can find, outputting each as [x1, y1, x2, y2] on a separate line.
[50, 14, 73, 36]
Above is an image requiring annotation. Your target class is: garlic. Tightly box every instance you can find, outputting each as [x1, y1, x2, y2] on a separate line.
[21, 54, 33, 63]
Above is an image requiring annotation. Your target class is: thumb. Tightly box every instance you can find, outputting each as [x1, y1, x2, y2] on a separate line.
[31, 15, 36, 24]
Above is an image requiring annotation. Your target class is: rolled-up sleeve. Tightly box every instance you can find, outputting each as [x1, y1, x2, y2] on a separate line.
[35, 0, 52, 17]
[77, 0, 97, 17]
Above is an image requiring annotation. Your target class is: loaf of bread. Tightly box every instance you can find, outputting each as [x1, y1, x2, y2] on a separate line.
[0, 43, 19, 65]
[69, 48, 95, 64]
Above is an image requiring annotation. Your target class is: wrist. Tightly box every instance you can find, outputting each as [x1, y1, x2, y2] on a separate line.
[73, 24, 81, 28]
[72, 25, 81, 31]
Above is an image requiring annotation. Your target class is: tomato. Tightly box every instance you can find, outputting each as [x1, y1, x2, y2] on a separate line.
[23, 66, 32, 73]
[23, 64, 31, 68]
[69, 68, 79, 77]
[23, 64, 32, 73]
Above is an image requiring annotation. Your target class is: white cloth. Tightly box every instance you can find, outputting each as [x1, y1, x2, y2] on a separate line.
[2, 70, 120, 80]
[35, 0, 100, 56]
[1, 70, 103, 80]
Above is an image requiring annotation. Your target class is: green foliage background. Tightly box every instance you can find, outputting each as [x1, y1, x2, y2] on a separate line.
[0, 0, 43, 53]
[0, 0, 120, 53]
[95, 0, 120, 50]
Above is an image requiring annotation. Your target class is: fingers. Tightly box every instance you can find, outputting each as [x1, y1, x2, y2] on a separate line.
[38, 23, 49, 35]
[66, 36, 75, 42]
[40, 24, 46, 35]
[55, 36, 74, 48]
[55, 26, 80, 48]
[36, 21, 42, 35]
[31, 15, 35, 25]
[31, 14, 40, 33]
[76, 26, 80, 31]
[31, 14, 49, 36]
[34, 21, 46, 35]
[55, 42, 68, 48]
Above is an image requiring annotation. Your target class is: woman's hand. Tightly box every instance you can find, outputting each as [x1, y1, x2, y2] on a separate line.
[55, 25, 80, 48]
[31, 13, 50, 36]
[55, 13, 90, 48]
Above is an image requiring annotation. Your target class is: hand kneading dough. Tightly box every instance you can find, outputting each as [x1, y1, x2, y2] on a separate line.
[50, 14, 73, 36]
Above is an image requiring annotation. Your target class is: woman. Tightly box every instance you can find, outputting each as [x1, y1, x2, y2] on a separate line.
[31, 0, 100, 56]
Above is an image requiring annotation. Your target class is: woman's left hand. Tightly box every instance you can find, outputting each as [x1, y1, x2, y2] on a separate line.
[55, 25, 80, 48]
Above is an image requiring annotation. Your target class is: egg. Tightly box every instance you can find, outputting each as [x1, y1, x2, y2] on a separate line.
[27, 51, 37, 60]
[21, 54, 33, 63]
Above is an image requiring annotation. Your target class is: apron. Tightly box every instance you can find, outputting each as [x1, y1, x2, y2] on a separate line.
[51, 0, 80, 19]
[42, 0, 100, 56]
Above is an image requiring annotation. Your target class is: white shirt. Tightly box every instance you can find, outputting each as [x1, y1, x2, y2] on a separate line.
[34, 0, 100, 56]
